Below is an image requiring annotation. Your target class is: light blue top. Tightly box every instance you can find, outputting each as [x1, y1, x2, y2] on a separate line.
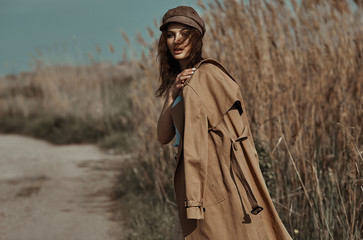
[172, 95, 182, 147]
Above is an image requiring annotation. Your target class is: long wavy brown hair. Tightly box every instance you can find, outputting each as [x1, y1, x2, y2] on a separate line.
[155, 26, 203, 97]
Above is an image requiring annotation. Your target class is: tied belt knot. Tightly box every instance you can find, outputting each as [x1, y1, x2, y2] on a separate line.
[209, 126, 263, 216]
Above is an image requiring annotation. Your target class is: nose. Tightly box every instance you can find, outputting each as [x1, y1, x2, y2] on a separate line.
[174, 33, 183, 45]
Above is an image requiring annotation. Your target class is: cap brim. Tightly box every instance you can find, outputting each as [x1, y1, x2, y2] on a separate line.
[159, 16, 202, 34]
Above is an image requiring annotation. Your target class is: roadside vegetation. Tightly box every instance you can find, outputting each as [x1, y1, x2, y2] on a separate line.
[0, 62, 136, 152]
[0, 0, 361, 239]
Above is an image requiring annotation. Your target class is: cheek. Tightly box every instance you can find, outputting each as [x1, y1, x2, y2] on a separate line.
[183, 40, 191, 51]
[166, 39, 173, 51]
[185, 44, 192, 55]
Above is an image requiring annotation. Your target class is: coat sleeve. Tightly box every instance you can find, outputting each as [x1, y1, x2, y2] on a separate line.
[182, 85, 208, 220]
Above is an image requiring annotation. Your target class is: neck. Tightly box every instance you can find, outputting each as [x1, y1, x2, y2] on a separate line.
[178, 59, 188, 71]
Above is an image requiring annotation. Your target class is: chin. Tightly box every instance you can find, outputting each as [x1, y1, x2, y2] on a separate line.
[173, 54, 188, 61]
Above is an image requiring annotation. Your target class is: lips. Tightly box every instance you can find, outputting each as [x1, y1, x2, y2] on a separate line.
[174, 48, 184, 55]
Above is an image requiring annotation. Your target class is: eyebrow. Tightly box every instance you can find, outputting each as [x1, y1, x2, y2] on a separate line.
[167, 27, 189, 33]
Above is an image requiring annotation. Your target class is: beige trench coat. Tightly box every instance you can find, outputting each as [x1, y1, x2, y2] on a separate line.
[170, 59, 292, 240]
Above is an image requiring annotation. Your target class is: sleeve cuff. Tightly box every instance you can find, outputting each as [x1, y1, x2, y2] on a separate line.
[185, 200, 205, 219]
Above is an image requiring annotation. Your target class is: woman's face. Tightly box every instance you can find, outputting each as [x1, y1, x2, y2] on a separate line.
[166, 23, 192, 61]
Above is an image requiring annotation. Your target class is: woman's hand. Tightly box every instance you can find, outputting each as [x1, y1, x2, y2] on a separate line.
[168, 68, 196, 100]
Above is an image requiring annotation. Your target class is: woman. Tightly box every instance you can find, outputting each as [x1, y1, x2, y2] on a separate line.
[156, 6, 292, 240]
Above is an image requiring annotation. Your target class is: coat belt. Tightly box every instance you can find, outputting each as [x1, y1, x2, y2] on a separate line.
[209, 126, 263, 216]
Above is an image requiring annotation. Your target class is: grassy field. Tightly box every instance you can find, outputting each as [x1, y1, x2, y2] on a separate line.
[0, 0, 362, 239]
[0, 62, 136, 152]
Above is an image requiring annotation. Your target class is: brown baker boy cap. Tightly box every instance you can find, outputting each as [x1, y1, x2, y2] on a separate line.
[159, 6, 206, 37]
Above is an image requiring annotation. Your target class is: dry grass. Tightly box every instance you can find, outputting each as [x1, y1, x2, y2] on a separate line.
[127, 0, 362, 239]
[0, 61, 137, 149]
[0, 62, 133, 119]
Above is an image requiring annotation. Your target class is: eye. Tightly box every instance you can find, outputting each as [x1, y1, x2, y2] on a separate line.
[166, 32, 174, 38]
[181, 29, 190, 37]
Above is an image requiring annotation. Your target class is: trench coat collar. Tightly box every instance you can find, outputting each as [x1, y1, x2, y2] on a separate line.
[193, 59, 237, 82]
[184, 58, 243, 128]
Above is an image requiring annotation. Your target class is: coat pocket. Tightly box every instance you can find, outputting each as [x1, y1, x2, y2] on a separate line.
[207, 174, 225, 204]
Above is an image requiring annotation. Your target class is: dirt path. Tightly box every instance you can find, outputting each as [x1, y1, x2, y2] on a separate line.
[0, 134, 126, 240]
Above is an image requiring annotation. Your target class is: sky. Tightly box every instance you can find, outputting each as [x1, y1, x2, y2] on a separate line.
[0, 0, 206, 76]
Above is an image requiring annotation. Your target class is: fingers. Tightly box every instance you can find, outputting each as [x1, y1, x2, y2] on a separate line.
[182, 68, 196, 79]
[176, 68, 197, 84]
[182, 68, 197, 75]
[170, 68, 197, 99]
